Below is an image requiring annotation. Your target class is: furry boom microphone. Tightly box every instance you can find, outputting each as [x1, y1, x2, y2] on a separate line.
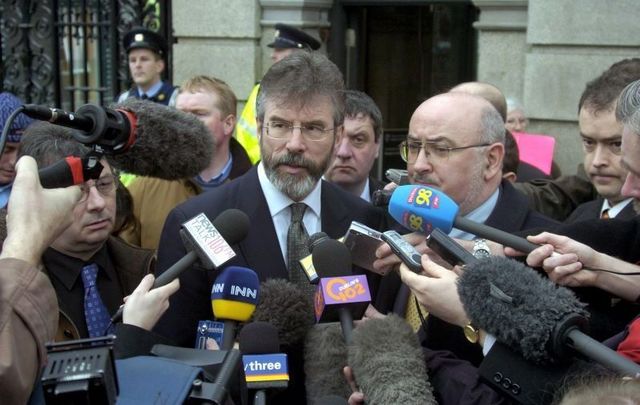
[23, 99, 213, 185]
[348, 314, 436, 405]
[458, 256, 640, 376]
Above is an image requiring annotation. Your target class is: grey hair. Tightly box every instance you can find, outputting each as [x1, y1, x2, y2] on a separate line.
[256, 52, 345, 126]
[616, 79, 640, 135]
[506, 97, 524, 114]
[479, 105, 506, 145]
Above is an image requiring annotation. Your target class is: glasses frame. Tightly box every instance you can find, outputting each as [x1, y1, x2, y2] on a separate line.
[399, 140, 492, 163]
[78, 174, 118, 203]
[263, 120, 337, 142]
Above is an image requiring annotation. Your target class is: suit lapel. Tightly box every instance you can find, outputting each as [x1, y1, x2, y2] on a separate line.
[320, 180, 352, 239]
[235, 169, 288, 280]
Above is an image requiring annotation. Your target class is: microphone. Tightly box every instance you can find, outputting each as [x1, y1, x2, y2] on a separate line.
[250, 279, 315, 348]
[312, 238, 371, 344]
[23, 99, 214, 186]
[111, 208, 249, 323]
[304, 323, 351, 403]
[458, 256, 640, 376]
[388, 184, 540, 253]
[211, 266, 260, 350]
[239, 322, 289, 405]
[348, 314, 436, 404]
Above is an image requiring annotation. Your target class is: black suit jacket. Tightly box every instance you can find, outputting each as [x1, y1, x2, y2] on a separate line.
[565, 197, 636, 224]
[390, 181, 560, 366]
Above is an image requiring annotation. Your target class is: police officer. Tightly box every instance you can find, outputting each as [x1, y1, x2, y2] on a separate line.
[235, 23, 322, 164]
[116, 27, 178, 106]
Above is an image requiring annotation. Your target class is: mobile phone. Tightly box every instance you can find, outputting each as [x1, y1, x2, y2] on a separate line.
[426, 228, 477, 266]
[343, 221, 385, 273]
[385, 168, 409, 185]
[380, 230, 423, 272]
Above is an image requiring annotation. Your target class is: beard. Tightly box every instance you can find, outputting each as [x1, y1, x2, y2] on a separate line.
[263, 149, 333, 201]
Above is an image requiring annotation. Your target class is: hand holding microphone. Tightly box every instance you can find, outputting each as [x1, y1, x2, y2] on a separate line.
[121, 274, 180, 331]
[111, 208, 249, 323]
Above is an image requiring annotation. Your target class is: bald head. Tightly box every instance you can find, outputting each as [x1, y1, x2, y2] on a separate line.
[407, 92, 506, 215]
[450, 81, 507, 122]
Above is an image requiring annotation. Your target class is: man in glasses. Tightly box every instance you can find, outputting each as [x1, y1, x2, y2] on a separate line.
[384, 92, 558, 365]
[154, 52, 388, 402]
[14, 122, 155, 341]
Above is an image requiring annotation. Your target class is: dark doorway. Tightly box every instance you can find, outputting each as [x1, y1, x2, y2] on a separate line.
[330, 1, 478, 178]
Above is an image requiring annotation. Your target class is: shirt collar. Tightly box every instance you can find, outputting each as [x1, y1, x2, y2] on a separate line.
[359, 178, 371, 202]
[602, 197, 634, 218]
[137, 80, 164, 98]
[43, 245, 114, 291]
[257, 162, 322, 219]
[449, 186, 500, 240]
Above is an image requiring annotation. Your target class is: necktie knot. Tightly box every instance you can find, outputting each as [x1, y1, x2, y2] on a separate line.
[81, 263, 99, 288]
[290, 202, 307, 223]
[601, 209, 610, 219]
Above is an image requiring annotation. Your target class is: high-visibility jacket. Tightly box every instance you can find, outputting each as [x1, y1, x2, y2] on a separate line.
[234, 83, 261, 164]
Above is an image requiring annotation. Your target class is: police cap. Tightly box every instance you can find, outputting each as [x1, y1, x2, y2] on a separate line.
[267, 23, 321, 51]
[123, 27, 167, 56]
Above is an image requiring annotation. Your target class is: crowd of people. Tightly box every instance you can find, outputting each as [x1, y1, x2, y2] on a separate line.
[2, 23, 640, 404]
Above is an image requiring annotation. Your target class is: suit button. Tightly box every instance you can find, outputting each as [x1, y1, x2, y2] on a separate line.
[493, 372, 503, 383]
[512, 384, 521, 395]
[501, 377, 512, 389]
[63, 329, 74, 339]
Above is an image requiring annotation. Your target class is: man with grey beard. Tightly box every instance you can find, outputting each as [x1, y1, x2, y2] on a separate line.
[152, 52, 387, 352]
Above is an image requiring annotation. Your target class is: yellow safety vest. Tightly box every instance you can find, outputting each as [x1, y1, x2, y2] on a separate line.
[235, 84, 262, 164]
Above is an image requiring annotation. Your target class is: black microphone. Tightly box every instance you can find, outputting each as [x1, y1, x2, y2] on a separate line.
[348, 314, 436, 404]
[458, 256, 640, 377]
[23, 99, 214, 186]
[239, 322, 289, 405]
[312, 238, 371, 344]
[111, 208, 249, 323]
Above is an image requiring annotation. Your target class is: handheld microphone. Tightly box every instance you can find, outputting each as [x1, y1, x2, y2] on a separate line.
[348, 314, 436, 405]
[458, 256, 640, 377]
[239, 322, 289, 405]
[23, 99, 214, 187]
[388, 184, 540, 253]
[312, 238, 371, 344]
[111, 208, 249, 323]
[211, 266, 260, 350]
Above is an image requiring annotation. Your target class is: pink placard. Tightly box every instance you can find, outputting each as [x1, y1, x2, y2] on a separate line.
[512, 132, 556, 175]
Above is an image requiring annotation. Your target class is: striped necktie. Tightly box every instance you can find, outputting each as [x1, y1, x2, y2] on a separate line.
[286, 203, 315, 299]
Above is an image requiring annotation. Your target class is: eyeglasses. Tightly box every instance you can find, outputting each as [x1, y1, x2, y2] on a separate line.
[78, 174, 117, 203]
[399, 140, 491, 163]
[264, 120, 336, 142]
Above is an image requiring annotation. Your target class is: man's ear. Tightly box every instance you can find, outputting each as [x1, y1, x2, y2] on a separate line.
[502, 171, 517, 183]
[485, 142, 505, 181]
[223, 114, 236, 137]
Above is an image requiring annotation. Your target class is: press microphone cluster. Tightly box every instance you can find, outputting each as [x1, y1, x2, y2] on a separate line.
[388, 184, 542, 253]
[458, 256, 640, 377]
[111, 208, 249, 323]
[21, 99, 214, 187]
